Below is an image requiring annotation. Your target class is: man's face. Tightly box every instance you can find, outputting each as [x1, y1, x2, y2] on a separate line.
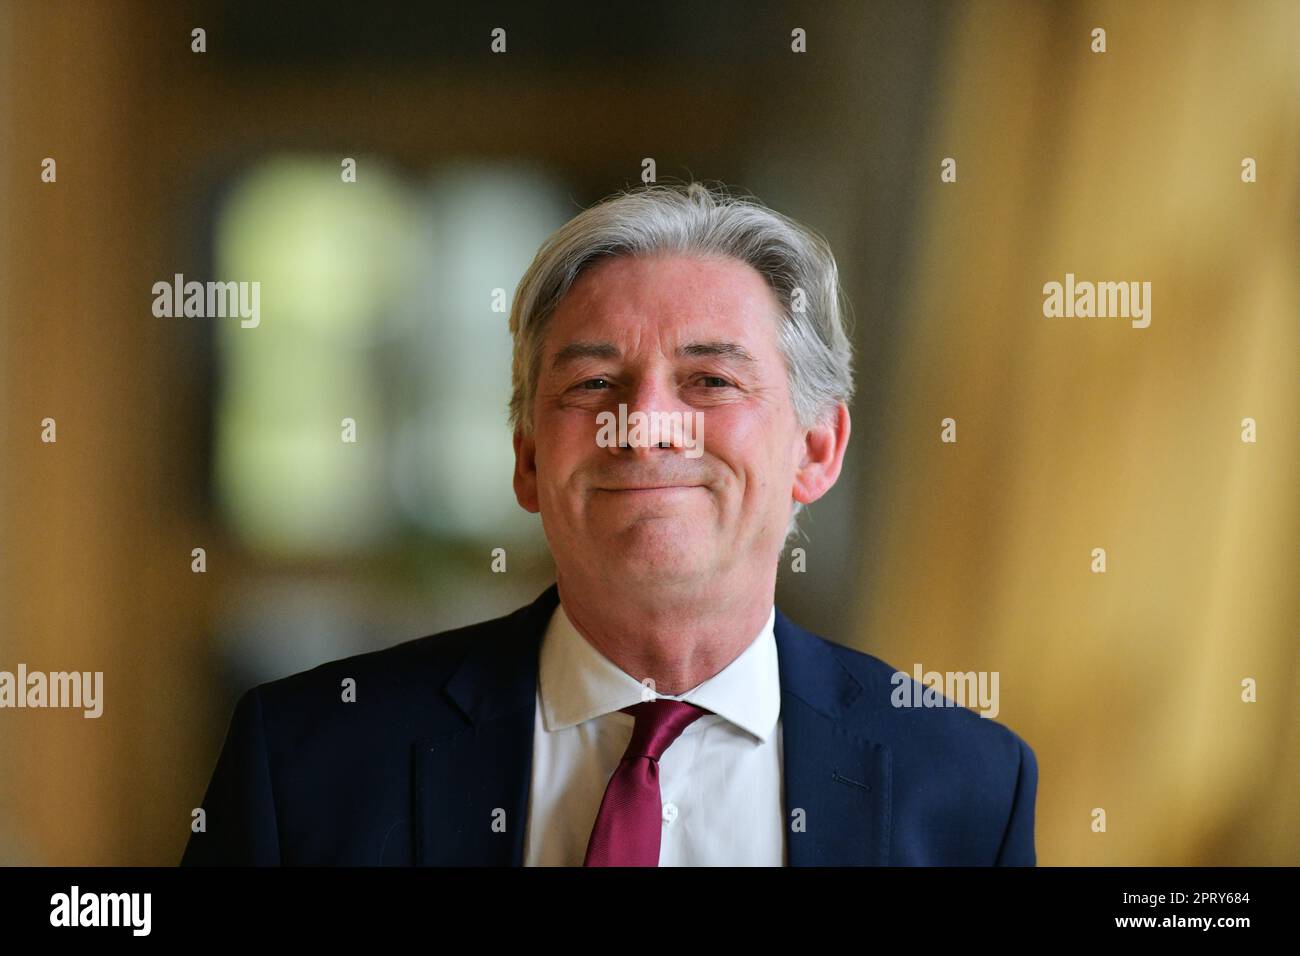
[513, 253, 823, 590]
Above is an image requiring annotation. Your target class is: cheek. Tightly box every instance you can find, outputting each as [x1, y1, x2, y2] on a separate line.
[706, 412, 794, 494]
[534, 418, 595, 489]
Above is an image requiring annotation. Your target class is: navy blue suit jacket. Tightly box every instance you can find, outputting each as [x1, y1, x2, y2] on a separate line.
[181, 582, 1037, 865]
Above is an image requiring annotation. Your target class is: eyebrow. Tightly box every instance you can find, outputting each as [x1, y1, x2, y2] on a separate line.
[549, 341, 757, 369]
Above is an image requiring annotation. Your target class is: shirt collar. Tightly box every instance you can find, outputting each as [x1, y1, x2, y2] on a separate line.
[538, 598, 780, 743]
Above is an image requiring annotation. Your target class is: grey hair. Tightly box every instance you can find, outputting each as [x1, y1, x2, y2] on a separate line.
[507, 179, 854, 545]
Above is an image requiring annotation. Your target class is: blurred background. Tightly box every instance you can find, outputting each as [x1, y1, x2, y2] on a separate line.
[1, 0, 1296, 865]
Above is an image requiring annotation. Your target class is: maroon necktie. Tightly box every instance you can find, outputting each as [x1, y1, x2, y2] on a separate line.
[582, 699, 712, 866]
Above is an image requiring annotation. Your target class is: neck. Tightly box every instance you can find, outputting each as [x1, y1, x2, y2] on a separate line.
[554, 566, 776, 695]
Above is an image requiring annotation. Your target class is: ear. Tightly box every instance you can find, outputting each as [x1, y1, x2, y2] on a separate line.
[791, 403, 851, 506]
[513, 427, 540, 513]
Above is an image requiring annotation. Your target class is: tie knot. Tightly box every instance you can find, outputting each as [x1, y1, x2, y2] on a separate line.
[618, 699, 712, 761]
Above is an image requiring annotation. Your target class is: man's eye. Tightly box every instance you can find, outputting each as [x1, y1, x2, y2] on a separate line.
[699, 375, 732, 388]
[580, 378, 610, 390]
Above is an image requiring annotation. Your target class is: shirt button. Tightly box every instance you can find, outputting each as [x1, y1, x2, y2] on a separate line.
[662, 802, 678, 824]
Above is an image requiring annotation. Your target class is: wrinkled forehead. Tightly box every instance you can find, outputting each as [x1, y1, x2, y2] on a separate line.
[543, 253, 785, 362]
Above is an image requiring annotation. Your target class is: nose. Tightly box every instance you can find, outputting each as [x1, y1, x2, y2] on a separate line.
[607, 371, 689, 458]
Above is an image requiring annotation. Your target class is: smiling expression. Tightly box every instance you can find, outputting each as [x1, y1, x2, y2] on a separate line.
[513, 252, 818, 588]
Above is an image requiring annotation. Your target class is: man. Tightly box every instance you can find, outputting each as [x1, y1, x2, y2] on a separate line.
[181, 181, 1037, 866]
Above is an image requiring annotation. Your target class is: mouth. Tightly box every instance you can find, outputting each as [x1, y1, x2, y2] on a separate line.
[597, 485, 701, 495]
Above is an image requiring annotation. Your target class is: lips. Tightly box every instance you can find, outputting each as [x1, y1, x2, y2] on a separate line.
[604, 485, 696, 492]
[598, 486, 702, 494]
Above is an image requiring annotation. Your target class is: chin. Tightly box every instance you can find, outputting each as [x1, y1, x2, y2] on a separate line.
[604, 521, 711, 579]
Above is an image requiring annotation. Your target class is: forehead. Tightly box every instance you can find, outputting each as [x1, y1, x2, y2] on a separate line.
[544, 253, 783, 352]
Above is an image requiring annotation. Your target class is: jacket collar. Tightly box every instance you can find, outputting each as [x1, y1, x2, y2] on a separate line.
[415, 583, 890, 865]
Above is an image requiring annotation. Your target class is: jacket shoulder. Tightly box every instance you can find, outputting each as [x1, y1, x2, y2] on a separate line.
[801, 629, 1038, 863]
[815, 632, 1034, 759]
[243, 595, 541, 739]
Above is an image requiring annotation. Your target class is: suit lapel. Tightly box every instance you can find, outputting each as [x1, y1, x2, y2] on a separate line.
[775, 608, 892, 865]
[413, 584, 559, 866]
[413, 586, 892, 866]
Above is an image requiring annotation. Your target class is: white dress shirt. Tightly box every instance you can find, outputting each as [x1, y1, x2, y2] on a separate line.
[522, 598, 785, 866]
